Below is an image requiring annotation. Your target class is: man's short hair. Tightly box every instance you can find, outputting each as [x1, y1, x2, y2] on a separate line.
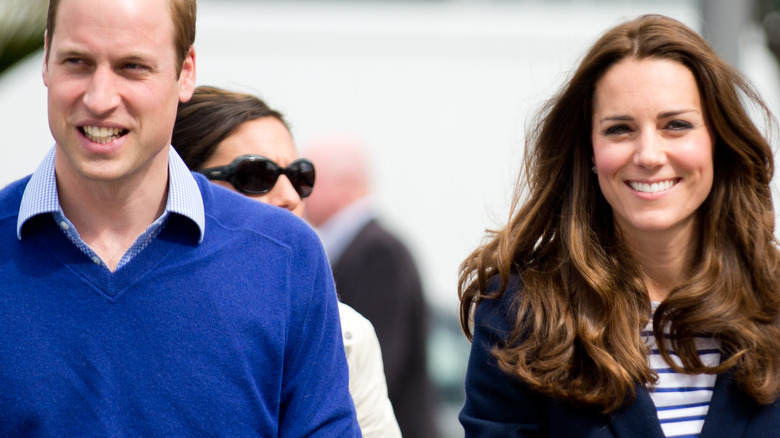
[45, 0, 196, 74]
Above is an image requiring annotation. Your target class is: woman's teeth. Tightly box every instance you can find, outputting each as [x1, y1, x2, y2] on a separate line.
[629, 179, 676, 193]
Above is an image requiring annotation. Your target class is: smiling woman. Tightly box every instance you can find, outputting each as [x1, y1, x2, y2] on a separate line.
[591, 57, 715, 262]
[458, 14, 780, 438]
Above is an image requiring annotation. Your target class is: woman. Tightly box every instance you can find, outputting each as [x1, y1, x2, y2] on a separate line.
[172, 86, 402, 438]
[458, 15, 780, 437]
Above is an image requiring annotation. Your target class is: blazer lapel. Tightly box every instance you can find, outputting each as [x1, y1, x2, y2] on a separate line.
[699, 371, 752, 438]
[608, 385, 667, 438]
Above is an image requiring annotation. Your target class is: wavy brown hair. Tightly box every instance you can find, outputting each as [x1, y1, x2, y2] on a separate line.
[459, 14, 780, 414]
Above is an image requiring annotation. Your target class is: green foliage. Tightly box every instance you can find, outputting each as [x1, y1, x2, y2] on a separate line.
[757, 0, 780, 16]
[0, 0, 47, 76]
[751, 0, 780, 63]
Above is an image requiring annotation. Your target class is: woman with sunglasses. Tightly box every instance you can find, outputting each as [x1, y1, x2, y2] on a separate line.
[172, 86, 402, 438]
[172, 87, 312, 216]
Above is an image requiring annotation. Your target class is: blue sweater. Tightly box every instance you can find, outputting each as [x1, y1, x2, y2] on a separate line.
[0, 174, 359, 437]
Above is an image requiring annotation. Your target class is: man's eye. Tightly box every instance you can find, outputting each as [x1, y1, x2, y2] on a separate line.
[120, 62, 153, 74]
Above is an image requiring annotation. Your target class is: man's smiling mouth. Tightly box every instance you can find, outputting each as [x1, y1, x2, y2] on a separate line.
[81, 126, 127, 144]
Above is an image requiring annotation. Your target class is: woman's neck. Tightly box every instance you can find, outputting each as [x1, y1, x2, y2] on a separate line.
[620, 223, 698, 302]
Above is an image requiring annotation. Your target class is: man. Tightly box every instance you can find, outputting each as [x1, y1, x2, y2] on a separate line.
[304, 135, 440, 438]
[0, 0, 358, 436]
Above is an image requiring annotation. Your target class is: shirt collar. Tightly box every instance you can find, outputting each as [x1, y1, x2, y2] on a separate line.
[166, 147, 205, 242]
[17, 146, 205, 242]
[316, 196, 375, 263]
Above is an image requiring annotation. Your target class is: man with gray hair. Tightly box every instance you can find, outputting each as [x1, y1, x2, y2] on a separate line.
[305, 134, 440, 438]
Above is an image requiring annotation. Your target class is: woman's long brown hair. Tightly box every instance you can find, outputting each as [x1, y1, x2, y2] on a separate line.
[459, 14, 780, 414]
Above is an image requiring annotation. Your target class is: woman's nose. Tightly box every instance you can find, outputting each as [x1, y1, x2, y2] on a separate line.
[633, 130, 666, 168]
[257, 175, 302, 213]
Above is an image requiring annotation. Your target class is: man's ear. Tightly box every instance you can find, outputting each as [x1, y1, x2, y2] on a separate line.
[178, 46, 196, 102]
[42, 30, 50, 87]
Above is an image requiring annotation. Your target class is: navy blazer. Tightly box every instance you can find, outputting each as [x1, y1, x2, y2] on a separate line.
[460, 276, 780, 437]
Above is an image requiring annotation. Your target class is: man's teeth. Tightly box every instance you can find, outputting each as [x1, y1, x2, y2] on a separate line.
[82, 126, 124, 144]
[629, 180, 675, 193]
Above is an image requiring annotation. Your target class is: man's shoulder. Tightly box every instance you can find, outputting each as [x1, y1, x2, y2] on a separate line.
[196, 175, 318, 246]
[358, 219, 396, 240]
[350, 219, 412, 257]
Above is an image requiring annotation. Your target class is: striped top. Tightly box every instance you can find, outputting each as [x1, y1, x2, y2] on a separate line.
[644, 303, 721, 438]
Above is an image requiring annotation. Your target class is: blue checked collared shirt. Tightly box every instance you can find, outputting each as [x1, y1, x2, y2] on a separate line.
[17, 146, 205, 270]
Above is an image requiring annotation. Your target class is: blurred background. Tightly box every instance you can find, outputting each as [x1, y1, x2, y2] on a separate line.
[2, 0, 780, 435]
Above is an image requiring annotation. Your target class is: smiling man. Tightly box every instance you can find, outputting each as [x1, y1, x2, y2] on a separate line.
[0, 0, 358, 436]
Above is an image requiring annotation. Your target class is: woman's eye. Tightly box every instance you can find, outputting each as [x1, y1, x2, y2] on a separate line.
[668, 120, 693, 130]
[605, 124, 630, 135]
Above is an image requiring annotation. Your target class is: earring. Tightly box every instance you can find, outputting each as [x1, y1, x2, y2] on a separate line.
[591, 166, 598, 174]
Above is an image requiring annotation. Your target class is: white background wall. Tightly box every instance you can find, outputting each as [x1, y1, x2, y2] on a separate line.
[2, 0, 777, 315]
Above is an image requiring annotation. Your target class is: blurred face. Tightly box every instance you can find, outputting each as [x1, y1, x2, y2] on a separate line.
[302, 156, 342, 227]
[200, 117, 305, 217]
[591, 57, 714, 242]
[302, 138, 368, 228]
[43, 0, 195, 190]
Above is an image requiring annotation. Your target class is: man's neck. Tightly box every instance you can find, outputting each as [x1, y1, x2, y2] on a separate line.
[55, 155, 170, 271]
[317, 196, 375, 263]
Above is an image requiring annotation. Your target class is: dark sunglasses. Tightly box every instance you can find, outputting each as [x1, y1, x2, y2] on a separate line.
[197, 154, 316, 198]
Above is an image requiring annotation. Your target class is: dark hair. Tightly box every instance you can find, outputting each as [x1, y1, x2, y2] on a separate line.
[46, 0, 196, 74]
[459, 14, 780, 413]
[172, 86, 289, 170]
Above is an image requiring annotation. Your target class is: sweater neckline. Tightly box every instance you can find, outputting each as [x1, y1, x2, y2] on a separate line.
[30, 213, 197, 301]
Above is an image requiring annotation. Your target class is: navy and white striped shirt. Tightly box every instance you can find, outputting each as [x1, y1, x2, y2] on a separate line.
[645, 302, 721, 438]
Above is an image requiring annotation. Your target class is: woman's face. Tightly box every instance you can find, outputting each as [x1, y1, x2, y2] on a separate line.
[591, 57, 714, 242]
[200, 117, 305, 217]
